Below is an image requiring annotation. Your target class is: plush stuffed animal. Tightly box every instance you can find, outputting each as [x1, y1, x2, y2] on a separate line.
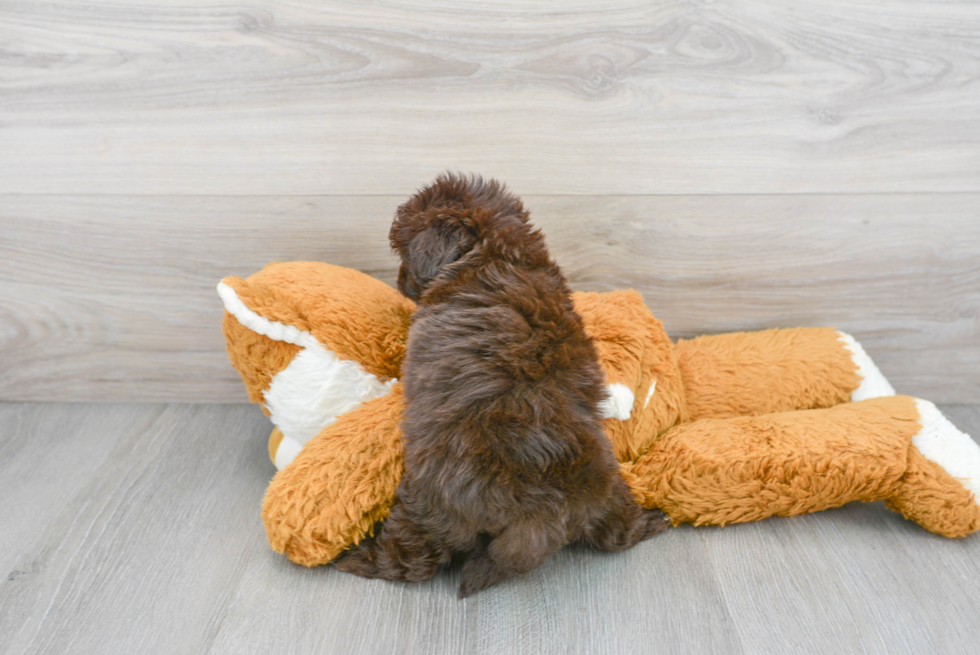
[218, 261, 980, 567]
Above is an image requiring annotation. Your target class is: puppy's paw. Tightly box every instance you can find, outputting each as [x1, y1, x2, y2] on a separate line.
[331, 539, 380, 579]
[642, 509, 671, 539]
[457, 550, 499, 599]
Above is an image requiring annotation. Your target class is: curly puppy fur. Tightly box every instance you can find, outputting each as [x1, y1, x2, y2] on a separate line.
[333, 173, 668, 597]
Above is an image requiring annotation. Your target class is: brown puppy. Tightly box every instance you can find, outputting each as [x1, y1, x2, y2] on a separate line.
[333, 173, 668, 597]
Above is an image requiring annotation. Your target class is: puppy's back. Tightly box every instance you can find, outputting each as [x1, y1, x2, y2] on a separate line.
[334, 174, 667, 597]
[395, 181, 618, 541]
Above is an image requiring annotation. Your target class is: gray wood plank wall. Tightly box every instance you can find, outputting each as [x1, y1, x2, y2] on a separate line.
[2, 1, 978, 403]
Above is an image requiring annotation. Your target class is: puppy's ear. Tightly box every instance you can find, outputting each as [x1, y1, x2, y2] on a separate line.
[408, 226, 464, 284]
[398, 225, 476, 300]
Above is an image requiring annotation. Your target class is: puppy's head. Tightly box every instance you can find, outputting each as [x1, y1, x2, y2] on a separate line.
[390, 173, 530, 301]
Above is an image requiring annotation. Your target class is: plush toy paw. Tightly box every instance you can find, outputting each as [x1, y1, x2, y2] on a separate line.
[837, 331, 896, 401]
[887, 400, 980, 537]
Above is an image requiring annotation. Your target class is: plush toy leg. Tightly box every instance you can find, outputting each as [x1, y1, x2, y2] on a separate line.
[621, 396, 980, 537]
[262, 387, 406, 567]
[674, 327, 892, 421]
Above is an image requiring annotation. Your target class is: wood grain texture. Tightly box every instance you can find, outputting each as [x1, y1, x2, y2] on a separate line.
[0, 403, 273, 655]
[0, 404, 162, 579]
[2, 402, 980, 655]
[702, 500, 980, 654]
[207, 534, 742, 655]
[1, 0, 979, 195]
[2, 194, 978, 403]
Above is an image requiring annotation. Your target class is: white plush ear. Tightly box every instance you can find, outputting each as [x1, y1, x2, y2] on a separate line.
[218, 281, 396, 460]
[217, 281, 317, 349]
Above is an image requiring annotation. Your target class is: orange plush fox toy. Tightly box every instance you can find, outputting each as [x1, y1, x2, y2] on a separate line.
[218, 261, 980, 567]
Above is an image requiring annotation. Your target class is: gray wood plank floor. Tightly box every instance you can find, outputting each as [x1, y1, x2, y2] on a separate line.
[2, 402, 979, 655]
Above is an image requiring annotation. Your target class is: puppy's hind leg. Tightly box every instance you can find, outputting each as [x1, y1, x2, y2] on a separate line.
[333, 501, 448, 582]
[458, 514, 564, 599]
[578, 477, 670, 552]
